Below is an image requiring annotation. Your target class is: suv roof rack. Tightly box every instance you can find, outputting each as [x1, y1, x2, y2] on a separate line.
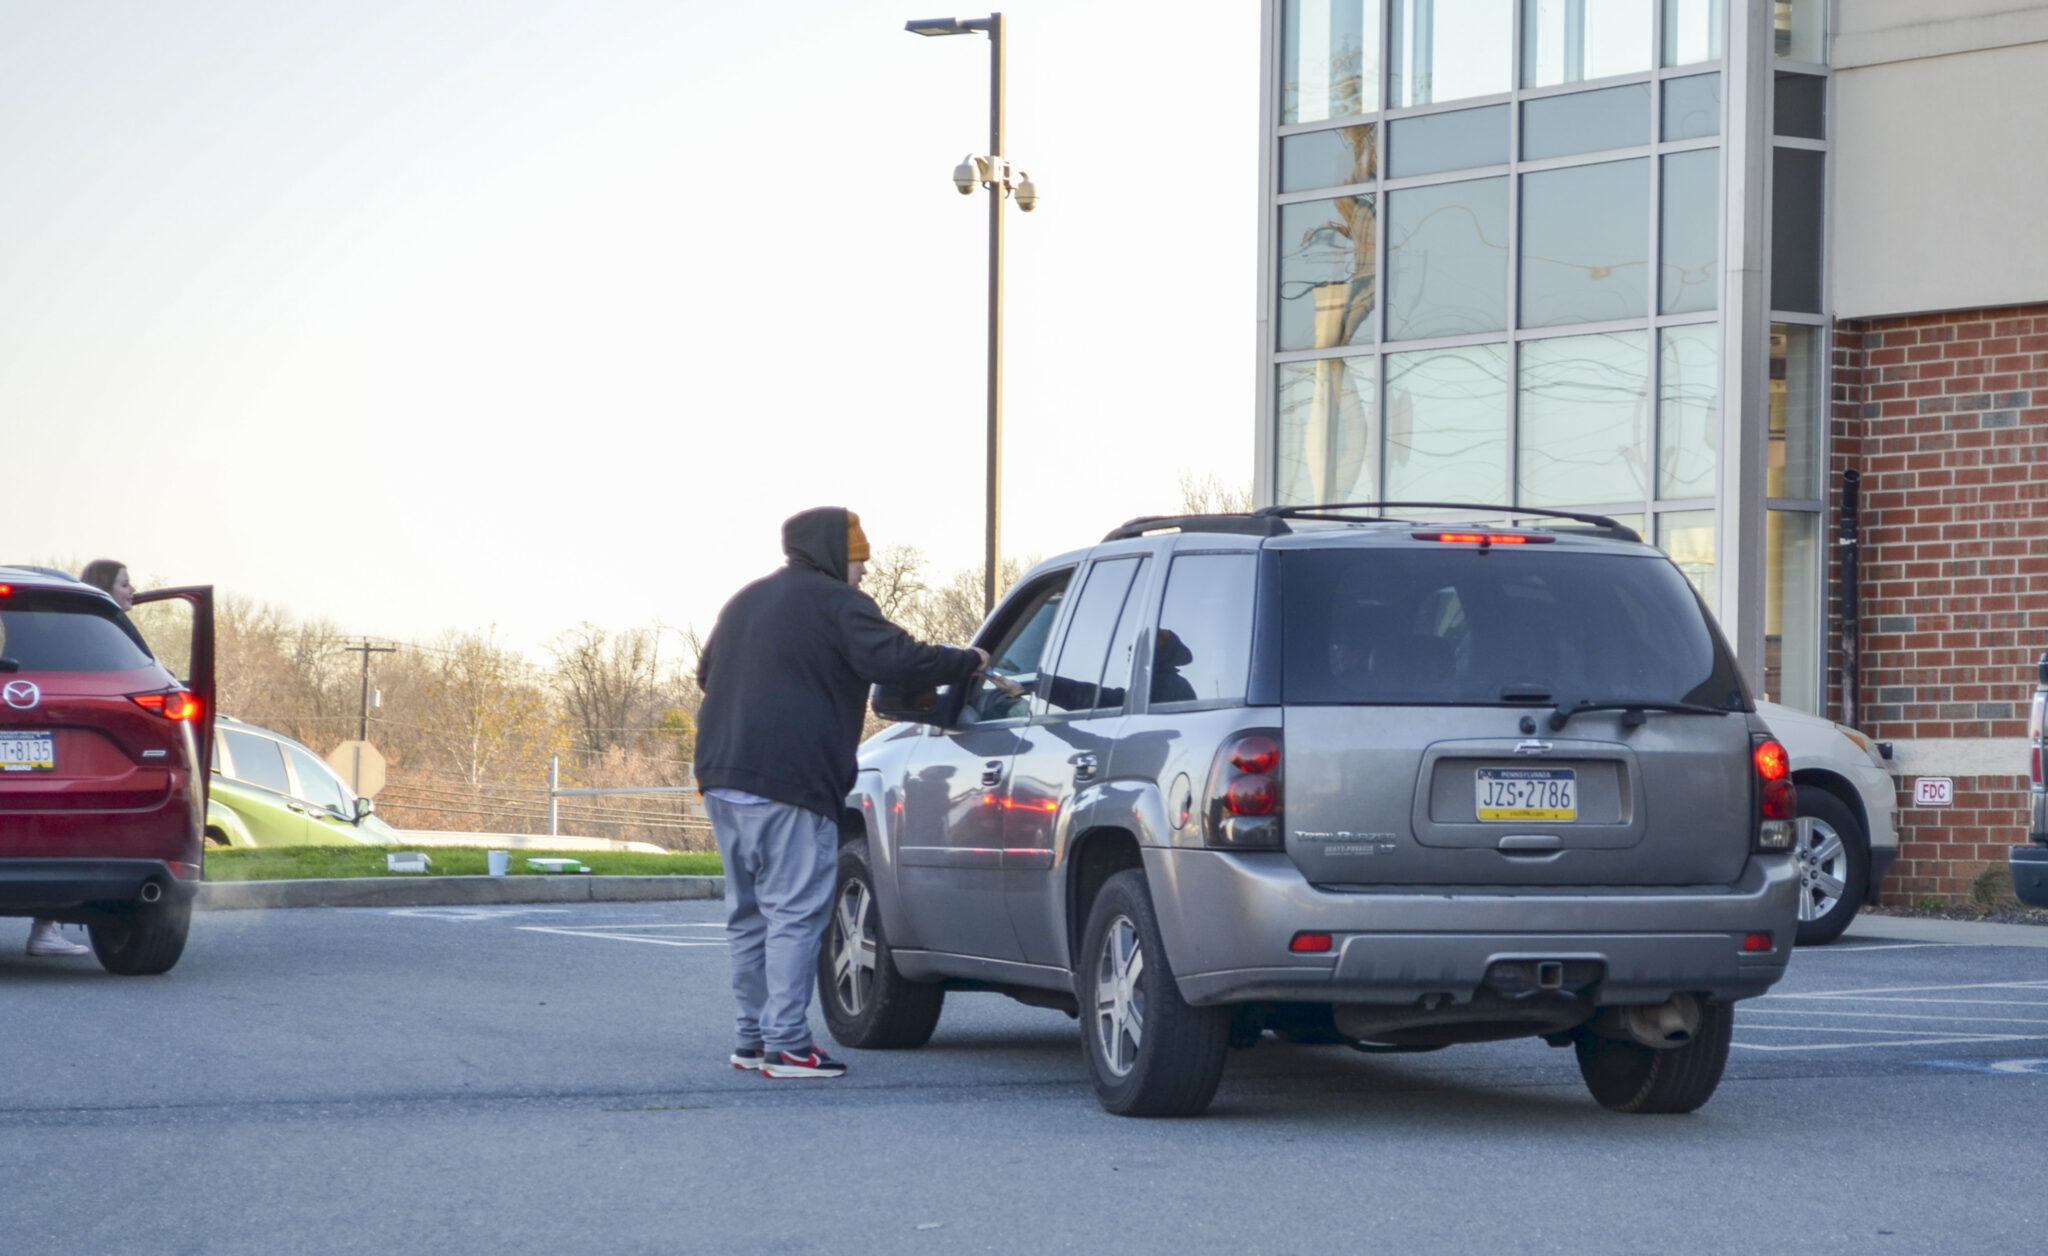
[1254, 501, 1642, 543]
[1101, 513, 1294, 543]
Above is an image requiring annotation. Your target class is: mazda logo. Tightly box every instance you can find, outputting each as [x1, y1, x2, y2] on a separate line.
[2, 680, 40, 710]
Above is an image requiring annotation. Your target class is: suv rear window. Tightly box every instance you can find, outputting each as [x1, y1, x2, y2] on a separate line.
[0, 594, 155, 673]
[1279, 547, 1733, 707]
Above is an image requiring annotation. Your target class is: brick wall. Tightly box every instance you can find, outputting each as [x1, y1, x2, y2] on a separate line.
[1830, 304, 2048, 902]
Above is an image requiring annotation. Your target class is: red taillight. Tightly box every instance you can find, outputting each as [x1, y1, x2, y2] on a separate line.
[1743, 932, 1773, 952]
[0, 583, 11, 596]
[132, 690, 202, 721]
[1225, 774, 1277, 816]
[1754, 739, 1790, 780]
[1289, 932, 1333, 954]
[169, 861, 202, 881]
[1761, 778, 1796, 819]
[1230, 735, 1280, 775]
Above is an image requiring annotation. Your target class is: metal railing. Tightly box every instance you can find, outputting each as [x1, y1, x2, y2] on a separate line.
[545, 755, 702, 838]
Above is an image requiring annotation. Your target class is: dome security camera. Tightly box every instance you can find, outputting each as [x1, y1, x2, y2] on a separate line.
[952, 157, 980, 195]
[1014, 173, 1038, 212]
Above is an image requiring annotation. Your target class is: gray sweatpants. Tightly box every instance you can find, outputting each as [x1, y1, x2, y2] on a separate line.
[704, 795, 839, 1054]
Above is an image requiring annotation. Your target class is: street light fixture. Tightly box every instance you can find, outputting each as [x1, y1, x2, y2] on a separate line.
[906, 12, 1037, 614]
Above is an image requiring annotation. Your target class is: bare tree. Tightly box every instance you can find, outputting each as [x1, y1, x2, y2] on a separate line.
[1175, 469, 1255, 515]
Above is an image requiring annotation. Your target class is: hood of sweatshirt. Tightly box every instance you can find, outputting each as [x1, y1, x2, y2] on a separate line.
[782, 507, 850, 583]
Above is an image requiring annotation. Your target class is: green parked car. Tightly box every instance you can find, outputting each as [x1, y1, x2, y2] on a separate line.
[205, 717, 400, 847]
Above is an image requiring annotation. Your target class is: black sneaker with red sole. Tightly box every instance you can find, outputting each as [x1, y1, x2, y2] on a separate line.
[761, 1046, 848, 1079]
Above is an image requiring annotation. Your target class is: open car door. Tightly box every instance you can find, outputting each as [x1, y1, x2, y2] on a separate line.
[129, 586, 217, 811]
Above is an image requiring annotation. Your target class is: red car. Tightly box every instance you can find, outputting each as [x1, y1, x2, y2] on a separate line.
[0, 566, 215, 974]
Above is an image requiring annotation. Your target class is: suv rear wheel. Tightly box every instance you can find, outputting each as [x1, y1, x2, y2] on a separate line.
[89, 898, 191, 976]
[1079, 870, 1230, 1117]
[818, 839, 944, 1049]
[1573, 998, 1733, 1113]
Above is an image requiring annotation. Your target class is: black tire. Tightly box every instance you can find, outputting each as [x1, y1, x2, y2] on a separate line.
[1574, 998, 1734, 1114]
[1793, 785, 1870, 947]
[1078, 870, 1230, 1117]
[817, 839, 944, 1050]
[89, 898, 191, 976]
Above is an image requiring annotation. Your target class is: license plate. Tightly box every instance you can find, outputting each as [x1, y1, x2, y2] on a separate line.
[0, 731, 56, 772]
[1476, 768, 1576, 821]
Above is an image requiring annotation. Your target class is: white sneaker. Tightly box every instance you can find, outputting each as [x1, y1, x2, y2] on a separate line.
[26, 921, 91, 958]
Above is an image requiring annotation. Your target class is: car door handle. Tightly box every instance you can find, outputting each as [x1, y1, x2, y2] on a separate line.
[1069, 752, 1099, 781]
[980, 760, 1006, 788]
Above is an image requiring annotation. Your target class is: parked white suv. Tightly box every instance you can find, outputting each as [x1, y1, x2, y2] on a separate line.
[1754, 701, 1898, 944]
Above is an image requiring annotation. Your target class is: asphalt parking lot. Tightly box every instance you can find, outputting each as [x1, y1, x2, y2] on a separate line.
[3, 902, 2044, 1255]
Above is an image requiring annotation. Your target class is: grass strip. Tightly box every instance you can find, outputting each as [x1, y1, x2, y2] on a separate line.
[205, 846, 723, 881]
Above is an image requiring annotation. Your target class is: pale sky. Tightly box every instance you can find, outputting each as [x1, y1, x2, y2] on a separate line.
[1, 0, 1258, 654]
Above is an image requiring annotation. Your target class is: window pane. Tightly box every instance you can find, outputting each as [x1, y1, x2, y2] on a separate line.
[1044, 558, 1142, 714]
[1774, 71, 1824, 138]
[1277, 356, 1378, 505]
[1098, 558, 1153, 710]
[285, 743, 350, 814]
[1657, 323, 1719, 498]
[1517, 332, 1650, 508]
[1662, 72, 1720, 140]
[1656, 508, 1716, 612]
[1386, 176, 1508, 339]
[1278, 196, 1378, 350]
[1520, 158, 1649, 327]
[221, 730, 291, 795]
[1521, 0, 1652, 87]
[1521, 82, 1649, 159]
[1660, 148, 1719, 314]
[1389, 104, 1509, 177]
[1770, 147, 1824, 312]
[1390, 0, 1513, 107]
[1764, 510, 1821, 710]
[1153, 554, 1256, 706]
[1662, 0, 1723, 66]
[0, 600, 153, 672]
[1280, 123, 1378, 192]
[1769, 323, 1822, 499]
[1284, 0, 1375, 124]
[1385, 343, 1509, 503]
[1774, 0, 1824, 62]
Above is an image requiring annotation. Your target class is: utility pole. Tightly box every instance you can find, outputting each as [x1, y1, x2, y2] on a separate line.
[345, 640, 397, 741]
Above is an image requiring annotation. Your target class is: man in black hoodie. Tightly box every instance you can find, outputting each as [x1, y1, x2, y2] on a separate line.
[694, 507, 986, 1079]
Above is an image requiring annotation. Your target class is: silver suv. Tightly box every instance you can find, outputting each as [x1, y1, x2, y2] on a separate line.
[826, 506, 1800, 1116]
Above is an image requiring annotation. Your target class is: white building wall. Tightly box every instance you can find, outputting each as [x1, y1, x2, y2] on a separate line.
[1831, 4, 2048, 319]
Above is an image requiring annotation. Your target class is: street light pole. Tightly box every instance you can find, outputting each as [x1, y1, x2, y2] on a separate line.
[908, 12, 1036, 615]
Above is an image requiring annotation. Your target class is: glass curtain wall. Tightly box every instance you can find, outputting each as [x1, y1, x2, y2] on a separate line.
[1269, 0, 1827, 710]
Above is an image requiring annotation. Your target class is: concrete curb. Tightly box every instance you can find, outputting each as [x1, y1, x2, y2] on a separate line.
[197, 875, 725, 912]
[1844, 913, 2048, 949]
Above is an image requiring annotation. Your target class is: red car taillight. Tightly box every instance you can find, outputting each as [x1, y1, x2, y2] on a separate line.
[132, 689, 203, 722]
[1205, 730, 1284, 849]
[1753, 735, 1795, 851]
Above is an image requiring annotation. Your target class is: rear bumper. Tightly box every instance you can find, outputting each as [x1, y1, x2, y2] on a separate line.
[0, 858, 198, 917]
[1143, 848, 1799, 1008]
[2011, 844, 2048, 909]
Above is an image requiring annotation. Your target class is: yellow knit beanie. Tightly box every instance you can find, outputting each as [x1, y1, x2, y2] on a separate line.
[846, 511, 871, 563]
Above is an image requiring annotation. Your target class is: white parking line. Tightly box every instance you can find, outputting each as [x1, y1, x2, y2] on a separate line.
[1744, 1009, 2048, 1026]
[1796, 943, 1955, 954]
[1735, 1034, 2045, 1052]
[1736, 978, 2048, 1052]
[516, 926, 727, 948]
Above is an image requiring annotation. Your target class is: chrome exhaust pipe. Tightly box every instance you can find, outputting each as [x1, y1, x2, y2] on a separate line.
[1593, 993, 1701, 1049]
[139, 881, 163, 904]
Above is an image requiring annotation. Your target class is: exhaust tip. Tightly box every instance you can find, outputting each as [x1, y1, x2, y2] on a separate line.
[139, 881, 163, 904]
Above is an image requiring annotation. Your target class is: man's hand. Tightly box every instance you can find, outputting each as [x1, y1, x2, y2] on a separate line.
[969, 646, 991, 674]
[985, 671, 1026, 699]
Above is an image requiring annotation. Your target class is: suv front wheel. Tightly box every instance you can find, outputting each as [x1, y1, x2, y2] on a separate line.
[1079, 870, 1231, 1117]
[817, 839, 944, 1049]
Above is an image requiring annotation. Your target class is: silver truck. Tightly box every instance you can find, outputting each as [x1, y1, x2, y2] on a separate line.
[825, 506, 1800, 1116]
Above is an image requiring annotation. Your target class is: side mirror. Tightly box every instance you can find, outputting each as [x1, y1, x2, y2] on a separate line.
[872, 681, 945, 724]
[354, 796, 376, 822]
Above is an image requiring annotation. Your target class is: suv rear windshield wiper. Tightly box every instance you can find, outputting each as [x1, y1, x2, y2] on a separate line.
[1549, 698, 1729, 731]
[0, 656, 19, 673]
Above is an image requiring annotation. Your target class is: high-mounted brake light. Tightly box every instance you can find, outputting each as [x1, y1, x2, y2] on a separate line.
[1752, 735, 1796, 850]
[1411, 531, 1553, 545]
[1205, 730, 1285, 850]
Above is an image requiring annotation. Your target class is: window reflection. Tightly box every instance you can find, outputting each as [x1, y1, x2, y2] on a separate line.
[1277, 356, 1378, 506]
[1278, 196, 1378, 351]
[1390, 0, 1513, 107]
[1385, 344, 1509, 503]
[1662, 0, 1723, 67]
[1521, 0, 1651, 87]
[1520, 158, 1649, 327]
[1765, 510, 1820, 710]
[1661, 72, 1720, 140]
[1656, 509, 1716, 612]
[1517, 332, 1649, 508]
[1386, 176, 1508, 340]
[1281, 123, 1378, 193]
[1768, 324, 1821, 499]
[1774, 0, 1825, 62]
[1283, 0, 1376, 124]
[1660, 148, 1718, 314]
[1521, 82, 1650, 160]
[1389, 104, 1509, 177]
[1657, 324, 1719, 498]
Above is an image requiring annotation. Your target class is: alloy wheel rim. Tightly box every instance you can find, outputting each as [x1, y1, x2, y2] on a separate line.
[1093, 915, 1145, 1078]
[831, 880, 878, 1016]
[1793, 816, 1850, 922]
